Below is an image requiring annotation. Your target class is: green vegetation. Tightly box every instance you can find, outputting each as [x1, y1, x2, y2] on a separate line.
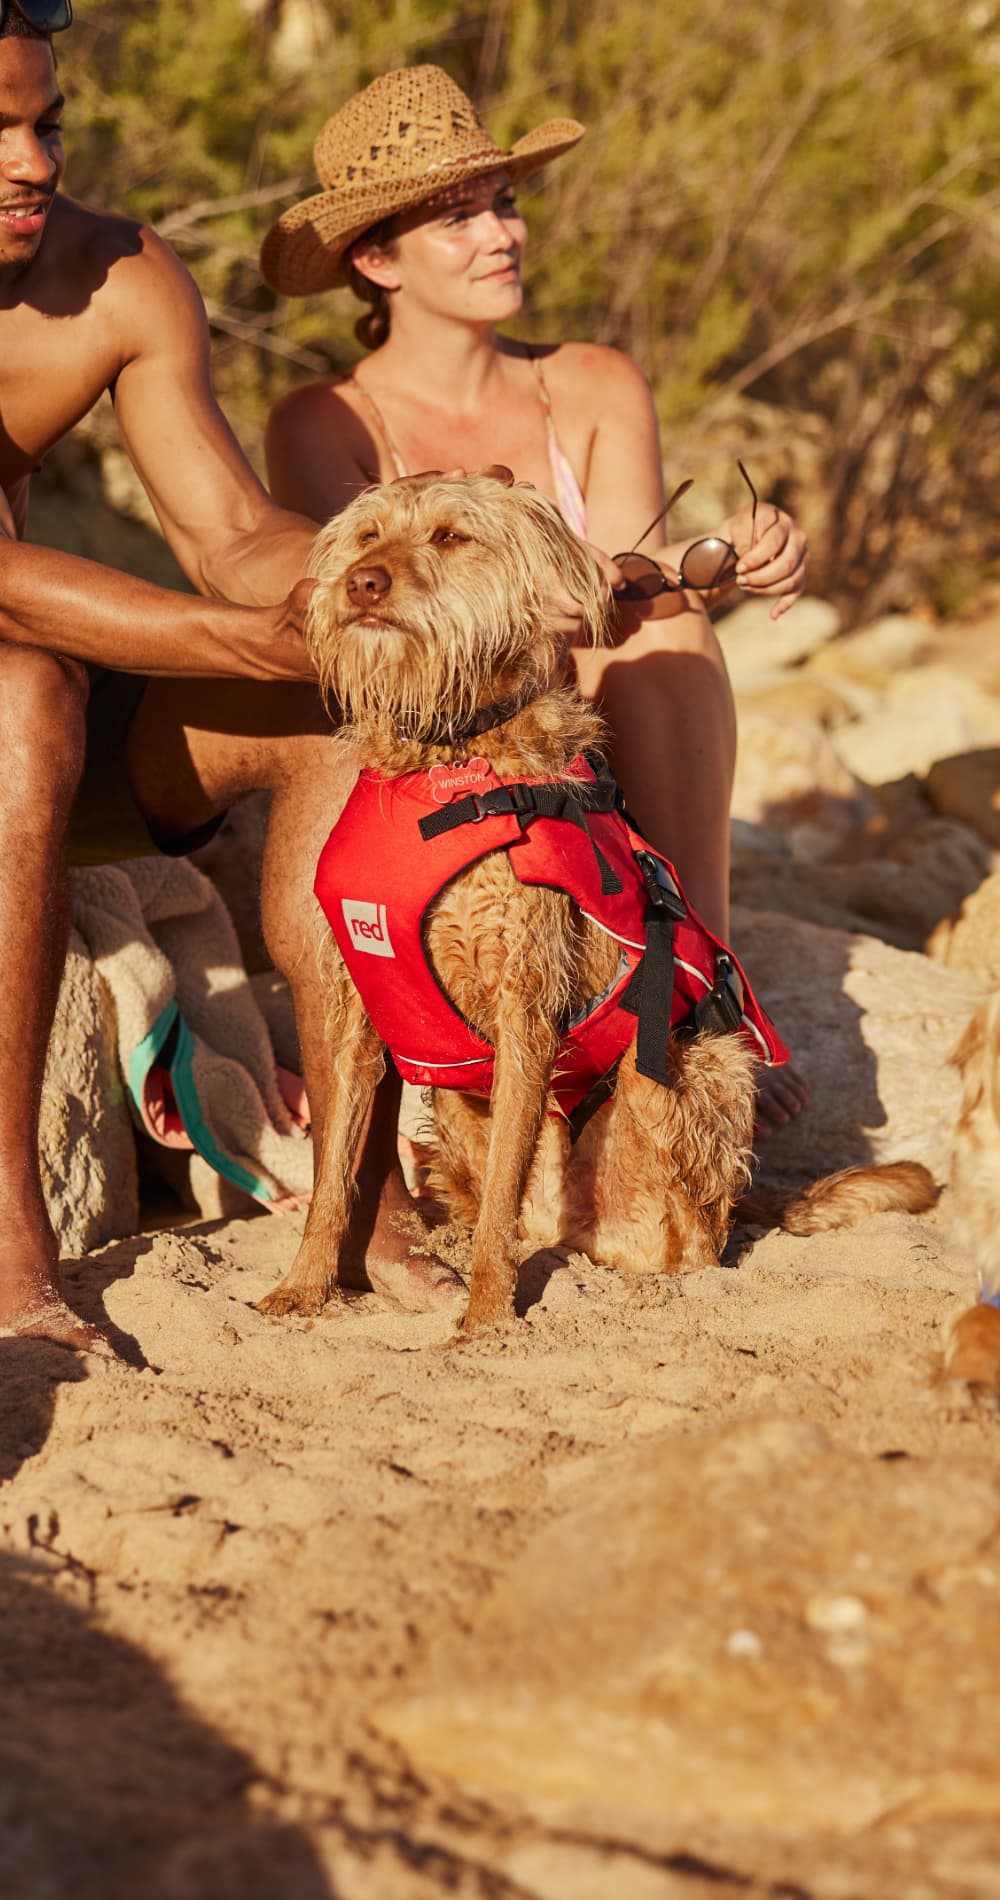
[63, 0, 1000, 620]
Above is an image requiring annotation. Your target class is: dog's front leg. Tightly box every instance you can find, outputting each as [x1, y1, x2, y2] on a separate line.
[258, 969, 385, 1318]
[462, 1007, 560, 1333]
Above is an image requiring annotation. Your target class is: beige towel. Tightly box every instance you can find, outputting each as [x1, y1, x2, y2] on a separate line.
[72, 857, 312, 1210]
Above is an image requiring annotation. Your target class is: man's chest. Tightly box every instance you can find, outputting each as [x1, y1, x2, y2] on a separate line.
[0, 302, 120, 486]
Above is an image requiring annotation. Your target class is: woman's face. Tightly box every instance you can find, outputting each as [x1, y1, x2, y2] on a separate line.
[355, 170, 528, 324]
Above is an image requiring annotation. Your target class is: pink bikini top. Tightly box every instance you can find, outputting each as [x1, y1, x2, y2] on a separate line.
[349, 355, 589, 539]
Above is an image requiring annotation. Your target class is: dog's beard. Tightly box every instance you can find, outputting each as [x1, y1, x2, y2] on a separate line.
[311, 556, 563, 744]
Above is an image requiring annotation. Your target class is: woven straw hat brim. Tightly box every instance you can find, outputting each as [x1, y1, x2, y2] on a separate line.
[261, 118, 584, 298]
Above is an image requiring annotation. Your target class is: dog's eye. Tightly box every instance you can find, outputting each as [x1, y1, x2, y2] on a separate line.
[357, 530, 380, 547]
[430, 527, 467, 548]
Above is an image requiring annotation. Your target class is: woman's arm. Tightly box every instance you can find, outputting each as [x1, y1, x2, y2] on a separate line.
[567, 344, 807, 622]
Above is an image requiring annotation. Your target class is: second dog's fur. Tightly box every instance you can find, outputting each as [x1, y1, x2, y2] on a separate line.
[259, 471, 935, 1331]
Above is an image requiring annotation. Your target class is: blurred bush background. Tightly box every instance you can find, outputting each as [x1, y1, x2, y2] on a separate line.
[38, 0, 1000, 624]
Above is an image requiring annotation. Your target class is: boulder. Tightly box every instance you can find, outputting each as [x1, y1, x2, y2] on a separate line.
[730, 907, 982, 1183]
[928, 868, 1000, 984]
[735, 670, 864, 731]
[719, 594, 841, 688]
[925, 748, 1000, 847]
[807, 613, 933, 690]
[731, 711, 872, 855]
[378, 1415, 1000, 1835]
[40, 929, 138, 1255]
[832, 672, 1000, 786]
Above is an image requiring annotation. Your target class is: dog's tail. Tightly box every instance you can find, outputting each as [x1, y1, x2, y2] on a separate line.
[735, 1160, 940, 1235]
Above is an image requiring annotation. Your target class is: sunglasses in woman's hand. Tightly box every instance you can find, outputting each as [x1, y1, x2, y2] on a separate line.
[613, 462, 759, 603]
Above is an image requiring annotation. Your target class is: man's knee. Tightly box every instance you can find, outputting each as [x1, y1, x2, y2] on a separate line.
[0, 648, 87, 814]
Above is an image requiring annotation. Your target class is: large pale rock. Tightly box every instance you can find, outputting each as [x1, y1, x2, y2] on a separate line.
[807, 613, 933, 690]
[928, 868, 1000, 983]
[730, 907, 983, 1182]
[735, 669, 865, 731]
[926, 748, 1000, 847]
[378, 1415, 1000, 1834]
[731, 814, 993, 950]
[832, 671, 1000, 786]
[731, 710, 872, 854]
[719, 594, 841, 687]
[40, 929, 138, 1254]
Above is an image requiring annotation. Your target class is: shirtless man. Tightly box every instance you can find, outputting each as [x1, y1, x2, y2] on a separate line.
[0, 4, 462, 1345]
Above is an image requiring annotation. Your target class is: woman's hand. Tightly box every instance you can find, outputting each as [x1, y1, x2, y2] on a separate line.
[721, 502, 808, 621]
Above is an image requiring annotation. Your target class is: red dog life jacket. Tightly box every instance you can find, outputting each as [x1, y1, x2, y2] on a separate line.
[315, 755, 788, 1123]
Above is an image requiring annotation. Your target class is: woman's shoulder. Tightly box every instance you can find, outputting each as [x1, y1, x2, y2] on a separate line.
[530, 340, 654, 404]
[266, 373, 366, 443]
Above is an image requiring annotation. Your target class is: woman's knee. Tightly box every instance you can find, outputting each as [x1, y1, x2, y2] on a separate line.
[0, 649, 88, 809]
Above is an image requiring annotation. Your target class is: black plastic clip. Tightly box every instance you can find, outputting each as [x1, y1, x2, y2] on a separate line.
[634, 851, 687, 922]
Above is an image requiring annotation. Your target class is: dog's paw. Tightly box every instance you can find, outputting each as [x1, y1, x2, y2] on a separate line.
[256, 1279, 331, 1319]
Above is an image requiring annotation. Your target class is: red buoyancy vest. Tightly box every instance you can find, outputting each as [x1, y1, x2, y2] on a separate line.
[315, 755, 788, 1118]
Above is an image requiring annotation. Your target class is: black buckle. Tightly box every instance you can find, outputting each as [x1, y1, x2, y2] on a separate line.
[693, 951, 745, 1035]
[470, 783, 537, 824]
[635, 851, 687, 921]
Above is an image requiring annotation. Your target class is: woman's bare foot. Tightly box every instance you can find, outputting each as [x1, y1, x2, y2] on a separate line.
[755, 1060, 809, 1139]
[339, 1164, 467, 1313]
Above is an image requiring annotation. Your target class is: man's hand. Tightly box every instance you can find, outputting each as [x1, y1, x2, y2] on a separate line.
[722, 503, 808, 621]
[254, 578, 318, 680]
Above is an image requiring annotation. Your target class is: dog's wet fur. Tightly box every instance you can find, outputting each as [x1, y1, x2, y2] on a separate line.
[258, 471, 937, 1332]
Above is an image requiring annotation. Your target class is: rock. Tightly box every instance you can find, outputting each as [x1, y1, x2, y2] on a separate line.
[928, 869, 1000, 983]
[730, 907, 983, 1181]
[719, 594, 841, 687]
[732, 711, 872, 856]
[736, 670, 864, 730]
[925, 749, 1000, 848]
[807, 613, 933, 690]
[40, 929, 138, 1255]
[832, 673, 1000, 786]
[377, 1414, 1000, 1834]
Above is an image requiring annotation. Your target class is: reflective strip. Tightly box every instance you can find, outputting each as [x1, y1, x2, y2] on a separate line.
[398, 1054, 490, 1070]
[579, 910, 645, 951]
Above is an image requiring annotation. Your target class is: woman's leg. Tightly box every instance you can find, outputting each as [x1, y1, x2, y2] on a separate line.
[572, 603, 808, 1130]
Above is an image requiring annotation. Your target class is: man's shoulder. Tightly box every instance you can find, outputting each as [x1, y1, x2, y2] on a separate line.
[49, 198, 202, 322]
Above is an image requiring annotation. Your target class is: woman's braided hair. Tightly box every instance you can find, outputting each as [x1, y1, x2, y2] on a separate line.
[348, 216, 398, 350]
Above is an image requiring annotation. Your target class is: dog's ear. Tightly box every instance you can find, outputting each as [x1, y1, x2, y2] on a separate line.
[391, 470, 446, 488]
[481, 464, 515, 487]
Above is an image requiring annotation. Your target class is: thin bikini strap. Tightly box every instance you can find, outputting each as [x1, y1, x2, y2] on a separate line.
[529, 354, 588, 539]
[349, 369, 409, 481]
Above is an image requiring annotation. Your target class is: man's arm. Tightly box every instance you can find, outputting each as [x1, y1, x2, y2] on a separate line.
[109, 229, 318, 604]
[0, 527, 315, 678]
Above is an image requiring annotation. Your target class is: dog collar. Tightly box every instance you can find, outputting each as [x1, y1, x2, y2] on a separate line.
[393, 684, 542, 747]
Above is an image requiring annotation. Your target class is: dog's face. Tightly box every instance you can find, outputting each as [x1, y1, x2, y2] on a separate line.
[305, 470, 608, 742]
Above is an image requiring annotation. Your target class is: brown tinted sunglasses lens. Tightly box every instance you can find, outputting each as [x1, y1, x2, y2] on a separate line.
[615, 553, 665, 601]
[681, 535, 740, 591]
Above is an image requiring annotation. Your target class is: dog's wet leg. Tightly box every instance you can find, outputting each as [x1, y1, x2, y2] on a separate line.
[461, 1011, 560, 1334]
[258, 971, 385, 1317]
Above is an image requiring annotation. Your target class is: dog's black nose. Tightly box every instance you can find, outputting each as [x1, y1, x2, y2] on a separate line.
[346, 565, 392, 605]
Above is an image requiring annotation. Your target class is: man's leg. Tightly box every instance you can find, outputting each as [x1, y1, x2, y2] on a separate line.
[125, 679, 465, 1309]
[0, 648, 99, 1346]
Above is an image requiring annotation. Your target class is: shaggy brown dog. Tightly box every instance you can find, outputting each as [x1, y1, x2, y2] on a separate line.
[938, 991, 1000, 1397]
[258, 471, 935, 1331]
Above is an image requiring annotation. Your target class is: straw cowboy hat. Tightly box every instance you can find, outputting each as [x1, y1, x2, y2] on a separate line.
[261, 64, 584, 297]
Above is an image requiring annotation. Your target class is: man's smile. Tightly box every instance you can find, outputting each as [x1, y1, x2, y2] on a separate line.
[0, 194, 52, 235]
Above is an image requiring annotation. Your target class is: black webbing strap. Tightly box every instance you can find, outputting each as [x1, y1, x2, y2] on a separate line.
[418, 771, 625, 896]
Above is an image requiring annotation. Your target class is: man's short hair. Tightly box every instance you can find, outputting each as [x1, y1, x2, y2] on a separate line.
[0, 7, 52, 39]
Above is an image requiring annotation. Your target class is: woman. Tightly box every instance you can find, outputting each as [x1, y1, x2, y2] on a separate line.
[261, 64, 808, 1134]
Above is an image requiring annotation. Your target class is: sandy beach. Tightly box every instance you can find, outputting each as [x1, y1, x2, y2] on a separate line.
[2, 598, 1000, 1900]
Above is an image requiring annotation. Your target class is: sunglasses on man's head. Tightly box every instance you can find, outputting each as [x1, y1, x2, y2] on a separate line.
[613, 462, 759, 602]
[0, 0, 73, 30]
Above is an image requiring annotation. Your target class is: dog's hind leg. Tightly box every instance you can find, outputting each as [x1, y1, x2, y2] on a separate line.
[569, 1038, 756, 1274]
[461, 1006, 560, 1333]
[258, 960, 386, 1317]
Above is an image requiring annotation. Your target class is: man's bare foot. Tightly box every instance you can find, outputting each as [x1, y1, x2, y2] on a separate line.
[338, 1165, 466, 1313]
[0, 1266, 104, 1352]
[755, 1060, 809, 1139]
